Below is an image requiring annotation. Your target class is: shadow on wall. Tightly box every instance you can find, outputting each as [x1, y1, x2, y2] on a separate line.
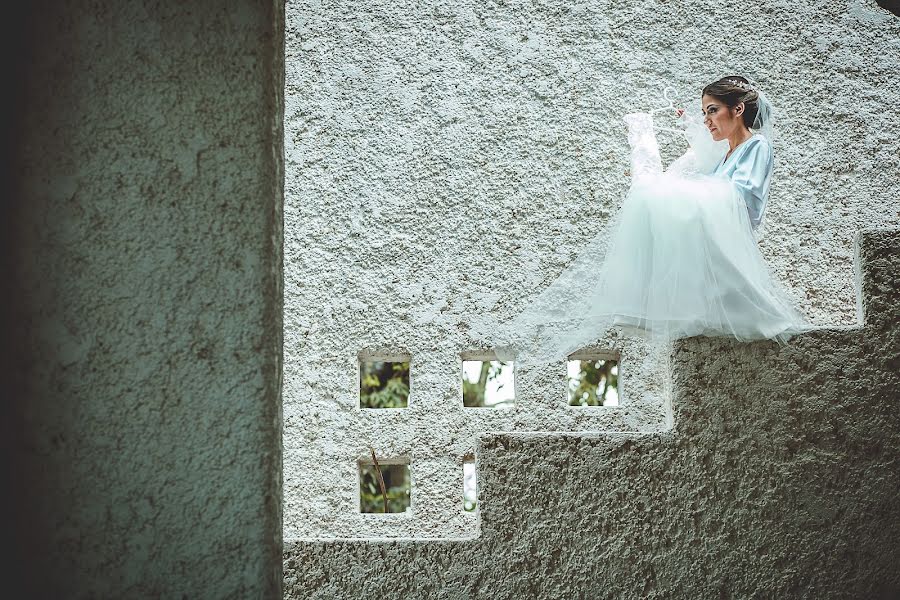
[3, 1, 284, 598]
[2, 4, 41, 599]
[875, 1, 899, 17]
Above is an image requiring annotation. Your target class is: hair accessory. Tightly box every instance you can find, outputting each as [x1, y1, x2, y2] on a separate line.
[727, 79, 756, 92]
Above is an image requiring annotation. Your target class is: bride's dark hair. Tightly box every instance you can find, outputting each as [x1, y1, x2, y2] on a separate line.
[702, 75, 761, 129]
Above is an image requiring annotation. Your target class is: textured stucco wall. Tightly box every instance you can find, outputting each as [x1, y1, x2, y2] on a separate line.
[284, 0, 900, 539]
[5, 2, 284, 598]
[285, 228, 899, 599]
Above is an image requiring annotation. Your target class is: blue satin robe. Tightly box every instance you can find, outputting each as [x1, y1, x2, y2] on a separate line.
[712, 133, 773, 230]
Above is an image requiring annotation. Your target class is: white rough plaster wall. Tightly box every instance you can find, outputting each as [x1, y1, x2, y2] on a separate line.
[284, 0, 900, 538]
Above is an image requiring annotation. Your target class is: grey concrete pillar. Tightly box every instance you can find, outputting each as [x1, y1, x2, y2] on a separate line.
[3, 2, 284, 597]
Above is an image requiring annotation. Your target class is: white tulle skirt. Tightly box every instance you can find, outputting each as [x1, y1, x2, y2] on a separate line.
[494, 171, 813, 367]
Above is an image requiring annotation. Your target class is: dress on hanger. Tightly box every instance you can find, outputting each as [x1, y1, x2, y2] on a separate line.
[493, 111, 813, 367]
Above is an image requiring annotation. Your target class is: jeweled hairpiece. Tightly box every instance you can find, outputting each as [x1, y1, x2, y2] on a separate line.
[727, 79, 755, 92]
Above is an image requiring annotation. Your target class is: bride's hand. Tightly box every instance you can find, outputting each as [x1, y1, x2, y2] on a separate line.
[675, 108, 685, 117]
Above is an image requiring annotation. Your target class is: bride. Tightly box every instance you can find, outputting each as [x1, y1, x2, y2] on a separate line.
[493, 76, 813, 367]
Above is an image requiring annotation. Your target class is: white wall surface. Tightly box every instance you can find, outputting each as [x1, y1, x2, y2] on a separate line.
[283, 0, 899, 538]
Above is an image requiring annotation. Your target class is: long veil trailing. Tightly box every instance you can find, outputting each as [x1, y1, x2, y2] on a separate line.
[491, 91, 812, 368]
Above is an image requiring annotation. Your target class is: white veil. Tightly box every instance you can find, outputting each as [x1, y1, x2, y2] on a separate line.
[490, 81, 794, 369]
[746, 82, 775, 239]
[751, 85, 775, 146]
[491, 93, 719, 367]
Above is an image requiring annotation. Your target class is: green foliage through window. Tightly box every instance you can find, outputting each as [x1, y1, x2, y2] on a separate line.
[360, 360, 410, 408]
[567, 358, 619, 406]
[359, 463, 411, 513]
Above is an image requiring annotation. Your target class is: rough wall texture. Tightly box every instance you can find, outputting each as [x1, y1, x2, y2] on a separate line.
[284, 0, 900, 538]
[285, 228, 900, 599]
[5, 2, 284, 598]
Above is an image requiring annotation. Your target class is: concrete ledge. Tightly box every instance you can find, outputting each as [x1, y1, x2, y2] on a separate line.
[285, 228, 900, 599]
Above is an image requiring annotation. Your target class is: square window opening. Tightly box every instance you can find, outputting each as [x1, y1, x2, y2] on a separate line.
[567, 351, 620, 407]
[358, 458, 411, 514]
[461, 354, 515, 408]
[359, 353, 410, 409]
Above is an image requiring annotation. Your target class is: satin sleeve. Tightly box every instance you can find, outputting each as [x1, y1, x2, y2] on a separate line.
[729, 138, 774, 229]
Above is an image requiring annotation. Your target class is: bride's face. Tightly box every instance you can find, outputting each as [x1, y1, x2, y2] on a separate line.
[701, 94, 744, 141]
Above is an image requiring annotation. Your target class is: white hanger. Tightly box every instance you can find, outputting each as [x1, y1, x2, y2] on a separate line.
[650, 86, 684, 134]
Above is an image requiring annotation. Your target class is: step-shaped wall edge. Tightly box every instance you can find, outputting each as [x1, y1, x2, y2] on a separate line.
[284, 228, 900, 599]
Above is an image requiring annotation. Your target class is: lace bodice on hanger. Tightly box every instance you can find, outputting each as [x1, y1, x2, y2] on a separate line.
[624, 111, 729, 180]
[624, 113, 663, 179]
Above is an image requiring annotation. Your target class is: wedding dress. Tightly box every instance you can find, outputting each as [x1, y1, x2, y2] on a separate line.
[493, 110, 813, 367]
